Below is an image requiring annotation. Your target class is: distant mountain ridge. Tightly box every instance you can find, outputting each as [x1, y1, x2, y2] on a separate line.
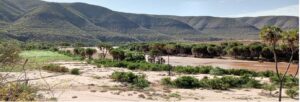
[0, 0, 298, 43]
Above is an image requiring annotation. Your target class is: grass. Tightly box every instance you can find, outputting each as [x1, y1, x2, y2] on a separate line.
[0, 50, 75, 72]
[20, 50, 74, 62]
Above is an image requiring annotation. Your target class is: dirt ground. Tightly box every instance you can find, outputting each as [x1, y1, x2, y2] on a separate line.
[1, 61, 298, 102]
[162, 56, 298, 75]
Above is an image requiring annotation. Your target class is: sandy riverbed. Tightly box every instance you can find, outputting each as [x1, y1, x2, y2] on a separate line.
[1, 61, 298, 102]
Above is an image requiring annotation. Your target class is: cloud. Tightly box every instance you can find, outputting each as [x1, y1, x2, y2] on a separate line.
[231, 5, 299, 17]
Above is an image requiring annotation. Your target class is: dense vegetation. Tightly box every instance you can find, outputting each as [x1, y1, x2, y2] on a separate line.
[0, 0, 298, 43]
[122, 41, 298, 62]
[93, 59, 291, 78]
[161, 75, 262, 90]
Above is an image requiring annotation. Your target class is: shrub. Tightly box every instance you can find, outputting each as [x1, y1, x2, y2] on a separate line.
[270, 75, 299, 87]
[202, 78, 230, 90]
[209, 67, 226, 75]
[173, 76, 200, 89]
[124, 53, 145, 62]
[219, 76, 241, 88]
[285, 87, 299, 99]
[127, 63, 139, 70]
[111, 72, 137, 83]
[42, 64, 69, 73]
[227, 69, 258, 76]
[258, 70, 275, 77]
[133, 76, 149, 88]
[243, 79, 262, 88]
[71, 68, 80, 75]
[111, 72, 149, 88]
[198, 66, 214, 74]
[0, 83, 37, 101]
[161, 77, 174, 87]
[262, 83, 277, 95]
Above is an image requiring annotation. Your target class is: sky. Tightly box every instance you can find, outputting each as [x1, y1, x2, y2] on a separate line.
[42, 0, 299, 17]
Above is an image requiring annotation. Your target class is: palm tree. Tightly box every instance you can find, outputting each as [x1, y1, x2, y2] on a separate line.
[260, 26, 283, 101]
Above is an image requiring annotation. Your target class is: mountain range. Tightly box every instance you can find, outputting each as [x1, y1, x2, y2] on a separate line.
[0, 0, 298, 43]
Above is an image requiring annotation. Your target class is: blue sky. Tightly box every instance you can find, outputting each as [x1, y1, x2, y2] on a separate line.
[43, 0, 299, 17]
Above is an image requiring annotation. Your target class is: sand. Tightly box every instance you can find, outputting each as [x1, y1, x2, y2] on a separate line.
[1, 61, 298, 102]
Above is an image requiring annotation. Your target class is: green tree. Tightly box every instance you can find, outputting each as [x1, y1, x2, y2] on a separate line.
[110, 49, 125, 61]
[249, 42, 264, 60]
[164, 44, 177, 76]
[97, 43, 112, 59]
[282, 29, 299, 78]
[0, 42, 21, 66]
[260, 26, 283, 101]
[85, 48, 97, 59]
[74, 48, 86, 58]
[191, 45, 208, 58]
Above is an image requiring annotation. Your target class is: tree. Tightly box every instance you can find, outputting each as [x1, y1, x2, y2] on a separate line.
[164, 44, 177, 76]
[261, 47, 273, 60]
[85, 48, 97, 59]
[97, 43, 112, 59]
[260, 26, 283, 101]
[0, 42, 21, 67]
[282, 30, 299, 78]
[191, 45, 208, 58]
[73, 48, 86, 58]
[148, 49, 162, 64]
[227, 46, 240, 58]
[110, 49, 125, 61]
[249, 42, 264, 60]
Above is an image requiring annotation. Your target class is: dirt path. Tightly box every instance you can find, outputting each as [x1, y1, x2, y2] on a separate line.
[162, 56, 298, 75]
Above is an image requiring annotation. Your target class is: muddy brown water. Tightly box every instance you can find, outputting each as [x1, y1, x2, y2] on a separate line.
[162, 56, 298, 75]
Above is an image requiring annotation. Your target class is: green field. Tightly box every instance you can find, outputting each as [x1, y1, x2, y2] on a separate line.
[1, 50, 75, 72]
[20, 50, 74, 63]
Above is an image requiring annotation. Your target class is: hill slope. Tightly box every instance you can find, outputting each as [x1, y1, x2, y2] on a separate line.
[0, 0, 298, 43]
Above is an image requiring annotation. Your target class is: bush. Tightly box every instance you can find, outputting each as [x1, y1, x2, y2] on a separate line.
[227, 69, 258, 76]
[111, 72, 137, 83]
[127, 63, 139, 70]
[71, 68, 80, 75]
[270, 75, 299, 87]
[161, 77, 174, 87]
[201, 77, 230, 90]
[219, 76, 241, 88]
[173, 76, 200, 89]
[243, 79, 262, 88]
[209, 67, 226, 75]
[262, 83, 277, 95]
[111, 72, 149, 88]
[133, 76, 149, 88]
[42, 64, 69, 73]
[0, 83, 37, 101]
[124, 53, 145, 62]
[258, 70, 275, 77]
[285, 87, 299, 99]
